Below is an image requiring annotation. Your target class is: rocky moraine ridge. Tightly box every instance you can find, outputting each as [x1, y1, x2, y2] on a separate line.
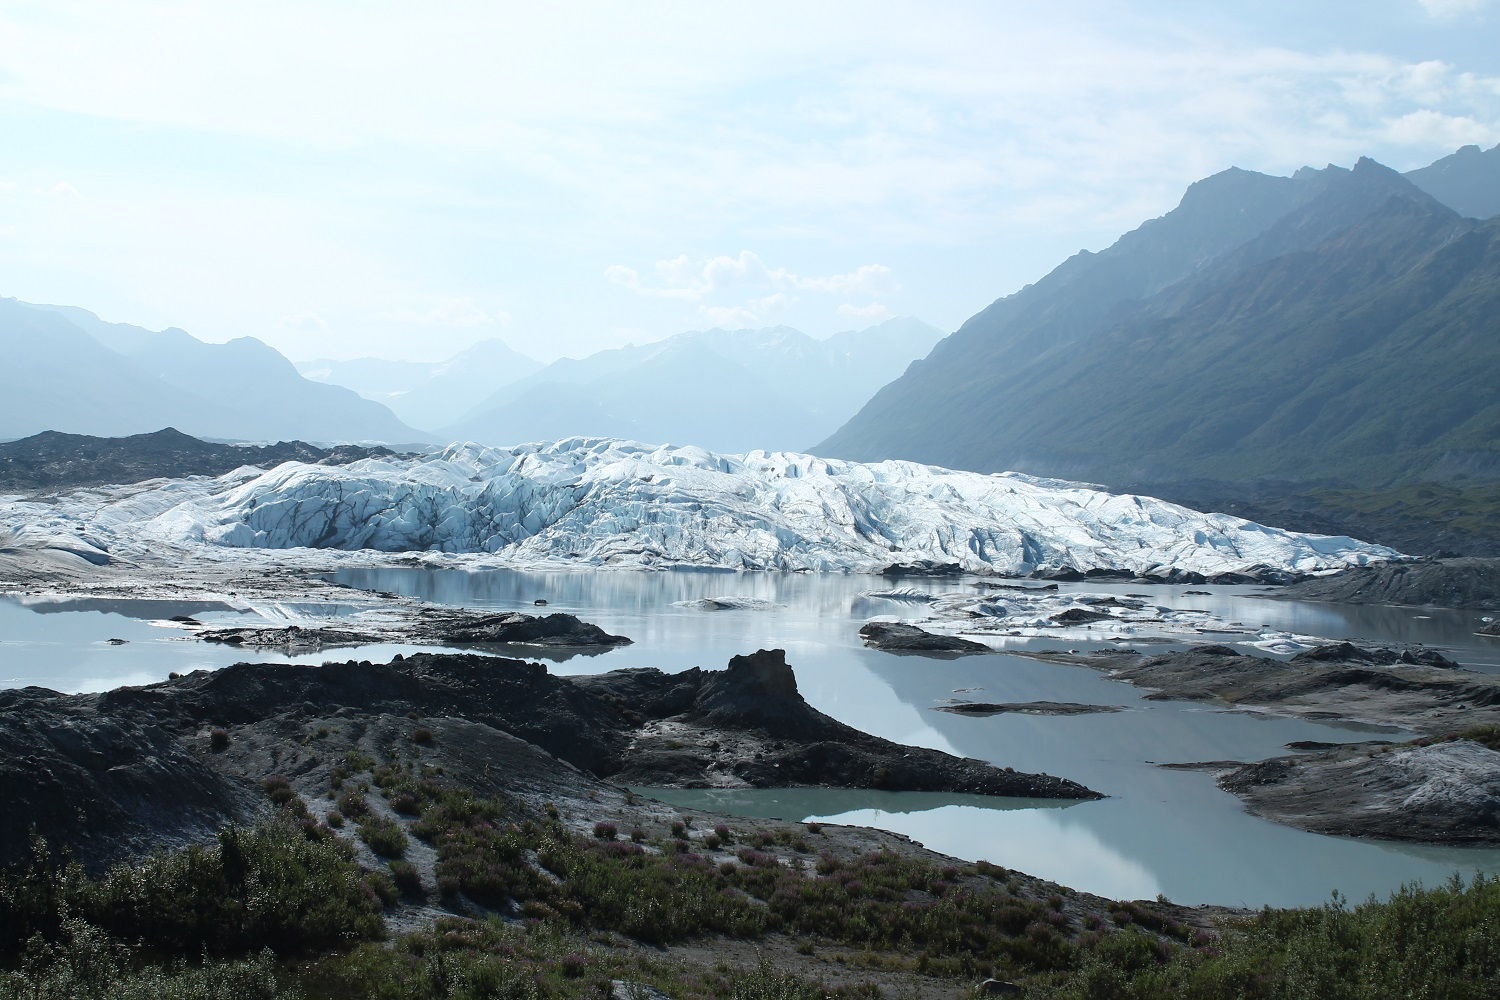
[1275, 556, 1500, 611]
[0, 647, 1098, 870]
[1022, 642, 1500, 845]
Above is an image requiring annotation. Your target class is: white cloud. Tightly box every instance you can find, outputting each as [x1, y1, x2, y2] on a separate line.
[277, 312, 328, 333]
[1, 3, 1498, 359]
[1384, 108, 1500, 145]
[837, 301, 892, 322]
[698, 293, 789, 328]
[606, 251, 891, 301]
[1417, 0, 1492, 17]
[383, 297, 513, 328]
[608, 252, 893, 331]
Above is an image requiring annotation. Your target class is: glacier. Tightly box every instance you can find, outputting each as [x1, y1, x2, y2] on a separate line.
[11, 437, 1401, 577]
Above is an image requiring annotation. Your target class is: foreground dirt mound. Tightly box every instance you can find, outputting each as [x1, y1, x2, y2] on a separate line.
[0, 687, 265, 868]
[0, 649, 1098, 869]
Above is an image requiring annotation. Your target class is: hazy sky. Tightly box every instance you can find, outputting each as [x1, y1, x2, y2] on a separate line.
[2, 1, 1498, 362]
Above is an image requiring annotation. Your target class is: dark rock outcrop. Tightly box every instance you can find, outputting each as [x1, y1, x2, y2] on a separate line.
[1049, 608, 1113, 625]
[858, 622, 992, 654]
[976, 581, 1059, 592]
[198, 625, 376, 650]
[1031, 643, 1498, 734]
[190, 610, 632, 652]
[880, 560, 966, 578]
[1288, 641, 1459, 669]
[1275, 558, 1500, 610]
[1218, 738, 1500, 845]
[419, 611, 631, 647]
[936, 701, 1123, 717]
[1, 649, 1099, 868]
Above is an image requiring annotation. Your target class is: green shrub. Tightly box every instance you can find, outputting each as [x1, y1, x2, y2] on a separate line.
[0, 921, 294, 1000]
[336, 790, 370, 818]
[1036, 875, 1500, 1000]
[0, 819, 383, 960]
[358, 817, 409, 859]
[389, 860, 422, 896]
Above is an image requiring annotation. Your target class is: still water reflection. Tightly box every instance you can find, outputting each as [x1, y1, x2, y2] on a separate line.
[3, 566, 1496, 907]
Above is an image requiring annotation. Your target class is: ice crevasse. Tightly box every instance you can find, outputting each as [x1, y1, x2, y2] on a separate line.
[123, 437, 1402, 576]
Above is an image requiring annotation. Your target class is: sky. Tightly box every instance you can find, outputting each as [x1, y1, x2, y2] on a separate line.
[1, 0, 1498, 363]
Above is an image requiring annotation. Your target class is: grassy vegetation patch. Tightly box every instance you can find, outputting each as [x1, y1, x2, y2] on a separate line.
[1032, 876, 1500, 1000]
[0, 818, 383, 961]
[6, 743, 1497, 1000]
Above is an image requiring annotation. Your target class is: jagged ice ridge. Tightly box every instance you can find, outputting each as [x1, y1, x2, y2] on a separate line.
[85, 437, 1402, 576]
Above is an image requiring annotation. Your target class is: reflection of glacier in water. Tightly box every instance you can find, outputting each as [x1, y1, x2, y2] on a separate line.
[641, 786, 1163, 901]
[4, 566, 1499, 907]
[820, 806, 1164, 903]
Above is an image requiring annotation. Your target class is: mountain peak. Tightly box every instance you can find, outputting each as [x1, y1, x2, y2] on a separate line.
[1406, 141, 1500, 219]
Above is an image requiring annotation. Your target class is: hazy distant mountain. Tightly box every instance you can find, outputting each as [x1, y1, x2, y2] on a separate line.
[442, 317, 944, 453]
[1, 300, 424, 444]
[298, 339, 542, 431]
[1405, 142, 1500, 220]
[815, 155, 1500, 488]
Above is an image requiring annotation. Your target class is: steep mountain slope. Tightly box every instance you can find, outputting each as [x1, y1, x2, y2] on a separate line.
[815, 158, 1498, 488]
[5, 301, 423, 444]
[0, 300, 235, 439]
[445, 318, 943, 452]
[1406, 142, 1500, 220]
[298, 338, 542, 430]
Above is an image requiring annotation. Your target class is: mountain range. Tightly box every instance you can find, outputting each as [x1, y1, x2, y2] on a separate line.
[439, 318, 944, 453]
[297, 339, 544, 430]
[1406, 141, 1500, 221]
[0, 300, 425, 445]
[816, 145, 1500, 494]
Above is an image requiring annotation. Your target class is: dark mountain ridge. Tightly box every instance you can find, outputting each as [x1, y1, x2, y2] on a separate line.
[0, 427, 401, 492]
[815, 156, 1500, 499]
[1405, 141, 1500, 221]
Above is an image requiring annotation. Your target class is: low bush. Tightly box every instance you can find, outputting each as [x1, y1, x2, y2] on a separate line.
[358, 816, 409, 859]
[0, 819, 383, 960]
[389, 860, 422, 896]
[0, 920, 294, 1000]
[1034, 876, 1500, 1000]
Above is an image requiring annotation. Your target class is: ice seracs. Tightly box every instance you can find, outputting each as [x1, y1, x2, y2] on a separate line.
[6, 437, 1401, 577]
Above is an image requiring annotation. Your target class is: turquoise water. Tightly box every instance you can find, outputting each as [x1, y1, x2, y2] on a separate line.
[3, 567, 1496, 906]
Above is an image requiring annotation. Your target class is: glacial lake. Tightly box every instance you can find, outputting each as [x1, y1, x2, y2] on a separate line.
[3, 567, 1497, 908]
